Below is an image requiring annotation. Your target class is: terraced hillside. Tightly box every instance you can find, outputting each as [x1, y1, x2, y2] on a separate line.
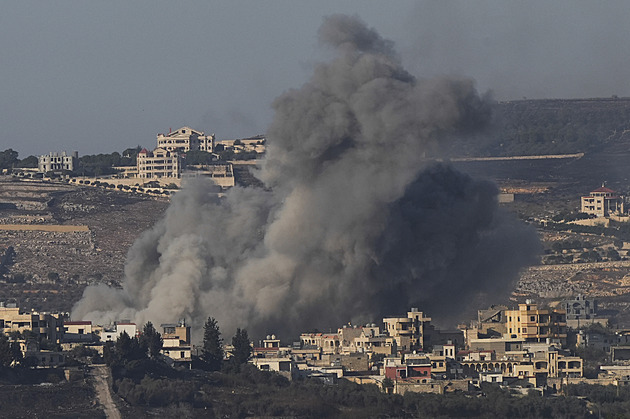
[0, 177, 168, 312]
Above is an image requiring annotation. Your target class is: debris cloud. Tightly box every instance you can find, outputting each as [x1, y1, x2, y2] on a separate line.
[72, 15, 539, 338]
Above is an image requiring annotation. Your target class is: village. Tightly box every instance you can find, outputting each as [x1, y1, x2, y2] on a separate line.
[3, 126, 630, 416]
[0, 292, 629, 398]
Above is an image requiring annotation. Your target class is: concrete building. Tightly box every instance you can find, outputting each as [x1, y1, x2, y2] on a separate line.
[475, 305, 509, 338]
[157, 127, 214, 153]
[250, 357, 295, 380]
[38, 151, 78, 173]
[383, 308, 433, 352]
[161, 320, 192, 368]
[99, 322, 137, 342]
[136, 147, 181, 180]
[505, 301, 567, 345]
[63, 321, 95, 343]
[300, 332, 341, 355]
[564, 294, 597, 324]
[181, 162, 235, 188]
[215, 135, 265, 154]
[581, 185, 625, 217]
[0, 302, 65, 344]
[523, 342, 583, 379]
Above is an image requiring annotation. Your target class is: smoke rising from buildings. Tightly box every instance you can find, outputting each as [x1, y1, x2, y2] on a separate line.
[72, 15, 539, 338]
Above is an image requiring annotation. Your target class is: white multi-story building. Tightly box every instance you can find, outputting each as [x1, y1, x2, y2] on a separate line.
[136, 148, 181, 179]
[157, 127, 214, 153]
[581, 185, 625, 217]
[38, 151, 78, 173]
[161, 320, 192, 368]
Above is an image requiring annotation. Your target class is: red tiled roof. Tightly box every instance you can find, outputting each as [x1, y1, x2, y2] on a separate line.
[591, 186, 616, 193]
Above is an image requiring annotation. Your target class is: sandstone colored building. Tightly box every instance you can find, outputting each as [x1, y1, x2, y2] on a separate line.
[38, 151, 78, 173]
[0, 302, 65, 344]
[581, 185, 625, 217]
[157, 127, 214, 153]
[137, 147, 181, 180]
[505, 301, 567, 345]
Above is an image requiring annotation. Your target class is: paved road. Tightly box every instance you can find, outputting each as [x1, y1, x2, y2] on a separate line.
[90, 365, 122, 419]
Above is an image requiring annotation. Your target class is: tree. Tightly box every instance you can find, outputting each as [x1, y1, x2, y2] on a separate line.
[116, 331, 146, 363]
[139, 321, 163, 359]
[184, 150, 213, 165]
[231, 328, 251, 366]
[0, 149, 19, 170]
[202, 317, 223, 371]
[17, 155, 38, 168]
[0, 334, 21, 368]
[382, 377, 394, 393]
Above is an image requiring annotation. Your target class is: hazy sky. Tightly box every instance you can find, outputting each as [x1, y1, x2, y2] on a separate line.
[2, 1, 630, 157]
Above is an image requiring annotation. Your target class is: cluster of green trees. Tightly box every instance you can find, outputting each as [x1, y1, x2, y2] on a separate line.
[444, 98, 630, 157]
[106, 316, 252, 374]
[111, 361, 602, 417]
[551, 211, 592, 223]
[0, 333, 23, 368]
[104, 322, 163, 367]
[550, 239, 593, 252]
[0, 149, 37, 170]
[0, 246, 16, 281]
[543, 220, 630, 246]
[565, 383, 630, 417]
[486, 99, 630, 157]
[108, 316, 256, 410]
[198, 317, 251, 372]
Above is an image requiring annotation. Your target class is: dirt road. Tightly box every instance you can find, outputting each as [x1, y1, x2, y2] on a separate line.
[90, 365, 121, 419]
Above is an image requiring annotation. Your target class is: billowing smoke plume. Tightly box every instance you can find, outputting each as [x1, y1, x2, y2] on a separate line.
[72, 15, 539, 338]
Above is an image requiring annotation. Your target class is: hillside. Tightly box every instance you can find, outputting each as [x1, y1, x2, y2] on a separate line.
[449, 97, 630, 158]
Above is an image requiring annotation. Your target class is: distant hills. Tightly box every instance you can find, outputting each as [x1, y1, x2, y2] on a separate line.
[451, 98, 630, 157]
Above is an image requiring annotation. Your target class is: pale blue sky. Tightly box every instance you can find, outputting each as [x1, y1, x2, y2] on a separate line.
[2, 1, 629, 157]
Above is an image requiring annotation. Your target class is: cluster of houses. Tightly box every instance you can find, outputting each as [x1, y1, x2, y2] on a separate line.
[3, 295, 630, 394]
[0, 301, 191, 369]
[251, 298, 630, 394]
[33, 127, 266, 190]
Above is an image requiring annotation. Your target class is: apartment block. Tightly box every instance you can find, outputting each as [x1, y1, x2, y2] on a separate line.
[581, 185, 625, 217]
[0, 302, 65, 343]
[157, 127, 214, 153]
[38, 151, 78, 173]
[505, 301, 567, 345]
[136, 147, 181, 179]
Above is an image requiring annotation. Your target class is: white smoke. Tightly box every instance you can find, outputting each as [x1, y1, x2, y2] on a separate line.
[72, 15, 539, 339]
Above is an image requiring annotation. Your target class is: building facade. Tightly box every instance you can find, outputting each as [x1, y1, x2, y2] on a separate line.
[38, 151, 78, 173]
[161, 320, 192, 368]
[157, 127, 214, 153]
[136, 148, 181, 179]
[564, 295, 597, 321]
[581, 186, 625, 217]
[383, 308, 433, 352]
[505, 301, 567, 345]
[0, 303, 65, 343]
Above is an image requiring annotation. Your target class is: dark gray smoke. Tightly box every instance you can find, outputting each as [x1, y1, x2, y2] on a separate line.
[72, 15, 539, 338]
